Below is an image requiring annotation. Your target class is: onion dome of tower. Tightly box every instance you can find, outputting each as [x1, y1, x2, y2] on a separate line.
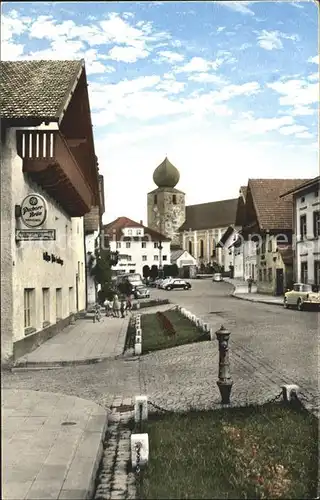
[153, 157, 180, 188]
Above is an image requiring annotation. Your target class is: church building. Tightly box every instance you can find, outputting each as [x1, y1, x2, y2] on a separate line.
[147, 157, 244, 273]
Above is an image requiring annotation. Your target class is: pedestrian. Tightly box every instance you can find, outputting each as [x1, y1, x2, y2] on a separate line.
[104, 298, 111, 317]
[120, 298, 126, 318]
[247, 276, 253, 293]
[113, 294, 121, 318]
[93, 303, 101, 323]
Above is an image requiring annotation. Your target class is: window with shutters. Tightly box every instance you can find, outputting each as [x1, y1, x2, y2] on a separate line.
[301, 262, 308, 284]
[300, 215, 307, 240]
[313, 211, 320, 238]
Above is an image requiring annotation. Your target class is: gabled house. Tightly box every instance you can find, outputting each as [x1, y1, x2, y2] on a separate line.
[242, 179, 310, 295]
[103, 217, 171, 276]
[216, 187, 247, 278]
[280, 177, 320, 286]
[170, 249, 197, 277]
[1, 59, 100, 365]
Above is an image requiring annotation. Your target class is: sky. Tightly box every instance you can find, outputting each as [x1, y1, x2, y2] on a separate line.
[2, 1, 319, 225]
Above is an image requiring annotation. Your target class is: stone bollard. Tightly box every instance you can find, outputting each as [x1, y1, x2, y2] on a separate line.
[131, 434, 149, 468]
[134, 395, 148, 422]
[135, 343, 142, 355]
[215, 325, 233, 404]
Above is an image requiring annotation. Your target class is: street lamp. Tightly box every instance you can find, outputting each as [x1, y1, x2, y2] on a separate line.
[158, 240, 163, 278]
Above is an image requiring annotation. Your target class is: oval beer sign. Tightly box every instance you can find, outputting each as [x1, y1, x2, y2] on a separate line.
[20, 194, 47, 228]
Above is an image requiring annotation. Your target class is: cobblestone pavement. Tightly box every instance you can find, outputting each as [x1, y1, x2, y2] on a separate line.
[3, 279, 318, 415]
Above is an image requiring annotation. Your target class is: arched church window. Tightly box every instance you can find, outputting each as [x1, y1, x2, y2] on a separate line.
[212, 239, 216, 258]
[188, 240, 193, 255]
[199, 239, 204, 258]
[154, 195, 157, 204]
[172, 195, 177, 205]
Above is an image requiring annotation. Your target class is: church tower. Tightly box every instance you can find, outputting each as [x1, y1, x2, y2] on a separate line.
[147, 157, 186, 247]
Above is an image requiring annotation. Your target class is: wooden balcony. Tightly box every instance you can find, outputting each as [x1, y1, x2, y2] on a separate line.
[84, 205, 100, 233]
[16, 130, 94, 217]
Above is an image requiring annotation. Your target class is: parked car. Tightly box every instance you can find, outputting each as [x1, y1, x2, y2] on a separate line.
[164, 279, 192, 291]
[213, 273, 222, 282]
[133, 286, 150, 299]
[284, 283, 320, 311]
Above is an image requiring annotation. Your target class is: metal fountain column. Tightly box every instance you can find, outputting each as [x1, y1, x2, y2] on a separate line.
[215, 325, 233, 404]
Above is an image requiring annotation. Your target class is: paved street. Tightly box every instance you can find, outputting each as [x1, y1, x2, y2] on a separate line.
[2, 280, 319, 499]
[3, 280, 319, 410]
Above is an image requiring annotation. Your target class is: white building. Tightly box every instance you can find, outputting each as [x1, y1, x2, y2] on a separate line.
[180, 196, 244, 274]
[84, 174, 105, 308]
[103, 217, 171, 276]
[1, 60, 100, 366]
[281, 177, 320, 286]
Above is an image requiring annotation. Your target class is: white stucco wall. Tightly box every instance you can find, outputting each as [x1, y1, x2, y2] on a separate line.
[110, 239, 171, 276]
[295, 189, 320, 284]
[85, 231, 99, 306]
[1, 128, 86, 363]
[175, 251, 197, 268]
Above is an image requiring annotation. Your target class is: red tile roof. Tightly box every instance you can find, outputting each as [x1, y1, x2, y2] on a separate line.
[103, 217, 171, 242]
[248, 179, 310, 231]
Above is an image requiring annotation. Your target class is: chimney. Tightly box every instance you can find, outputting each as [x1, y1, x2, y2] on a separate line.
[140, 220, 143, 225]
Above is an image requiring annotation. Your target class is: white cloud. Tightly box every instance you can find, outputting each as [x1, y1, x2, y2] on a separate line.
[279, 124, 308, 136]
[267, 78, 319, 107]
[175, 56, 222, 73]
[107, 45, 149, 63]
[231, 115, 295, 134]
[307, 72, 319, 82]
[188, 73, 226, 84]
[257, 30, 299, 51]
[308, 55, 319, 65]
[157, 50, 185, 63]
[295, 131, 314, 139]
[216, 1, 255, 16]
[155, 79, 186, 94]
[290, 106, 315, 116]
[217, 26, 226, 33]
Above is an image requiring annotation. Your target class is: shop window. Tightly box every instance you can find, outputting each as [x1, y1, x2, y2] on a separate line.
[42, 288, 50, 323]
[24, 288, 35, 330]
[56, 288, 62, 320]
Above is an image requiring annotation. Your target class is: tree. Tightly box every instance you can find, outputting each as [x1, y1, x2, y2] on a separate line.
[163, 264, 171, 278]
[142, 265, 150, 279]
[91, 247, 116, 303]
[150, 265, 159, 280]
[171, 263, 179, 277]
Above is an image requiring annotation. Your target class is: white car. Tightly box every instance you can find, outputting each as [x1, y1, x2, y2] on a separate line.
[284, 283, 320, 311]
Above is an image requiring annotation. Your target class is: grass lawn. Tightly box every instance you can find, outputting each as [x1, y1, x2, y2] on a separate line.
[140, 309, 210, 354]
[135, 403, 318, 499]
